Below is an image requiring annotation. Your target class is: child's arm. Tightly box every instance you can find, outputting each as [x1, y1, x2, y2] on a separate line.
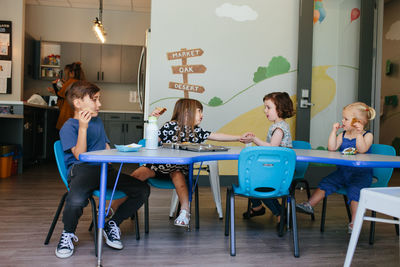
[251, 128, 284, 147]
[328, 123, 342, 151]
[355, 132, 373, 153]
[208, 132, 241, 142]
[71, 110, 91, 160]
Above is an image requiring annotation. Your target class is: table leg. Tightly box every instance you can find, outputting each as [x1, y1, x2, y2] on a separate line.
[97, 163, 108, 267]
[188, 163, 194, 231]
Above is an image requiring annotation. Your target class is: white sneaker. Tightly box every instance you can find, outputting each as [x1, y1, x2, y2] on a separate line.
[55, 231, 78, 259]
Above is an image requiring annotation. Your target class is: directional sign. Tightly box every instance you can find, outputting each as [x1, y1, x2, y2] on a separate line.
[169, 82, 205, 93]
[167, 48, 204, 60]
[171, 64, 207, 74]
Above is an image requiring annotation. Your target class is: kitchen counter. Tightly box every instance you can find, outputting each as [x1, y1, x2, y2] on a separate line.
[99, 109, 143, 114]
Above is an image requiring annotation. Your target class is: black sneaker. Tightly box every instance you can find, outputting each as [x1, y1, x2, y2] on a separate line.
[55, 231, 78, 259]
[296, 202, 314, 215]
[103, 220, 123, 249]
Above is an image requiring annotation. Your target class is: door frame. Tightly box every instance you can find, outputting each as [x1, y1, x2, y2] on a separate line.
[295, 0, 379, 142]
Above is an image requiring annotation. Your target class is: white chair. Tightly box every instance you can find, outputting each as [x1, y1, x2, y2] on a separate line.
[169, 161, 223, 219]
[344, 187, 400, 267]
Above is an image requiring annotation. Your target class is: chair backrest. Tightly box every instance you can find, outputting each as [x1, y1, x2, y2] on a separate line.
[370, 144, 396, 188]
[138, 139, 146, 147]
[54, 140, 69, 190]
[236, 146, 296, 198]
[292, 140, 312, 179]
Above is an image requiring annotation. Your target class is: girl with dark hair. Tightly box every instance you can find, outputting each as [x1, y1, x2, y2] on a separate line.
[241, 92, 295, 231]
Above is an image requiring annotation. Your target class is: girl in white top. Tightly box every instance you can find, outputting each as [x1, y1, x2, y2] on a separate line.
[240, 92, 294, 230]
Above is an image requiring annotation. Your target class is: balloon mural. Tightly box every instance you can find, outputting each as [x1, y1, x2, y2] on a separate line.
[314, 0, 326, 24]
[351, 8, 360, 23]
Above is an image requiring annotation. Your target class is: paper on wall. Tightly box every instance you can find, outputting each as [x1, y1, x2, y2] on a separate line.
[0, 78, 7, 93]
[0, 33, 9, 46]
[0, 60, 11, 78]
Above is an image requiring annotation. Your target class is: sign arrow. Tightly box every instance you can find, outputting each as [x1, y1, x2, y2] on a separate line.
[169, 82, 205, 93]
[171, 65, 207, 74]
[167, 48, 204, 60]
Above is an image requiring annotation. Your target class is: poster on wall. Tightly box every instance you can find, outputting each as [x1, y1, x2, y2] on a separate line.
[0, 21, 12, 94]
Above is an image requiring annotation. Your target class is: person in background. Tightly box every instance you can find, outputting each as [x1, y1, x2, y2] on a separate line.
[296, 102, 376, 234]
[48, 62, 86, 130]
[240, 92, 294, 232]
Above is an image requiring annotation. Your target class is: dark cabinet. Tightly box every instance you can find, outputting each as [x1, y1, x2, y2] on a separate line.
[60, 42, 81, 70]
[121, 46, 142, 83]
[23, 106, 59, 167]
[81, 44, 121, 83]
[103, 113, 143, 147]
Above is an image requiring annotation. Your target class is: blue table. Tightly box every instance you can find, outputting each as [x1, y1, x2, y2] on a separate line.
[79, 147, 400, 266]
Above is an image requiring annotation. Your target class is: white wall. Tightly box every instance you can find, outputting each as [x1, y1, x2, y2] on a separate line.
[24, 4, 150, 110]
[0, 0, 25, 101]
[25, 5, 150, 46]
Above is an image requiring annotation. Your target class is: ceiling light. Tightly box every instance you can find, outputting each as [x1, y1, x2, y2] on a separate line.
[93, 0, 106, 43]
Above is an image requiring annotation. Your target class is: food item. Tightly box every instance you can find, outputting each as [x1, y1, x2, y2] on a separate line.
[125, 143, 141, 148]
[155, 107, 167, 115]
[342, 147, 357, 155]
[351, 118, 360, 127]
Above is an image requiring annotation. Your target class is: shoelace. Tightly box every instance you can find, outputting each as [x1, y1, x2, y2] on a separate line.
[59, 232, 78, 249]
[107, 221, 121, 240]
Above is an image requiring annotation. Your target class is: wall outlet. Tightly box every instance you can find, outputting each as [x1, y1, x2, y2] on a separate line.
[129, 91, 137, 103]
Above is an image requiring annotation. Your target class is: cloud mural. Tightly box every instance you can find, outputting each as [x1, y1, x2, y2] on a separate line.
[386, 21, 400, 40]
[215, 3, 258, 22]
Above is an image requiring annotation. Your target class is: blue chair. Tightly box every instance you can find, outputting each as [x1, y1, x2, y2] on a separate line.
[44, 141, 140, 250]
[320, 144, 398, 242]
[224, 146, 299, 257]
[138, 139, 200, 232]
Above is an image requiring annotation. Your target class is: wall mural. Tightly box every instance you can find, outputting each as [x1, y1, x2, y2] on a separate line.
[149, 0, 361, 174]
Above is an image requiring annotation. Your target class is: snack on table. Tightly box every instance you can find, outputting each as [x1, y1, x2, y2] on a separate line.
[342, 147, 357, 155]
[351, 118, 360, 127]
[155, 107, 167, 115]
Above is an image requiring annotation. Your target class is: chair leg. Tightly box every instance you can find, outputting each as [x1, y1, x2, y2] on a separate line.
[395, 218, 399, 236]
[290, 195, 300, 258]
[229, 188, 236, 256]
[369, 211, 376, 245]
[89, 196, 98, 257]
[343, 195, 352, 222]
[320, 197, 327, 232]
[247, 198, 251, 214]
[207, 161, 223, 219]
[302, 179, 315, 221]
[44, 192, 68, 245]
[278, 197, 286, 237]
[169, 189, 179, 219]
[144, 197, 149, 234]
[286, 197, 291, 230]
[344, 202, 367, 267]
[134, 211, 140, 240]
[195, 184, 200, 229]
[224, 188, 230, 236]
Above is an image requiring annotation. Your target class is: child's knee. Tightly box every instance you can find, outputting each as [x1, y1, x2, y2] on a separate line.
[131, 167, 154, 181]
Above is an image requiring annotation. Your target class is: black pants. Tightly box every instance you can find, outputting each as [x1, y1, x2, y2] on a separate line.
[63, 163, 150, 233]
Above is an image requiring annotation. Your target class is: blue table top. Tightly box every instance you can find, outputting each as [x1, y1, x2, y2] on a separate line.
[79, 147, 400, 168]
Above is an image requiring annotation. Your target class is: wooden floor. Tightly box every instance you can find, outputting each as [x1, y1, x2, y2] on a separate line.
[0, 163, 399, 267]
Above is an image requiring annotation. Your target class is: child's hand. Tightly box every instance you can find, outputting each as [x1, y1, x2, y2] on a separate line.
[332, 122, 341, 132]
[47, 87, 55, 94]
[150, 107, 167, 118]
[352, 121, 364, 133]
[78, 110, 92, 129]
[240, 132, 255, 143]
